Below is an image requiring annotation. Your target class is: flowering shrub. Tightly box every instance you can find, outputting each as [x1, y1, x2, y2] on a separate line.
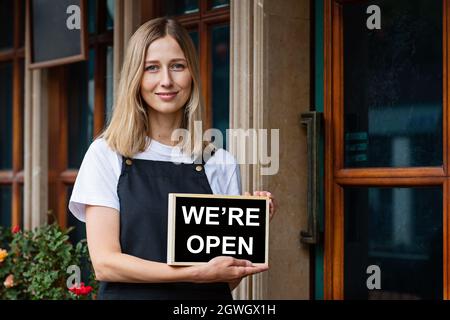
[0, 224, 97, 300]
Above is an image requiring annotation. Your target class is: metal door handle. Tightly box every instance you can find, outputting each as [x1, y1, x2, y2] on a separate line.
[300, 111, 322, 245]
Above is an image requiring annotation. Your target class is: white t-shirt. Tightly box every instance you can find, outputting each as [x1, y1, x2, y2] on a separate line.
[69, 138, 242, 222]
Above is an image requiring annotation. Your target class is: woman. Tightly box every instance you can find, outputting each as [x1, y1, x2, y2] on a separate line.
[69, 17, 276, 300]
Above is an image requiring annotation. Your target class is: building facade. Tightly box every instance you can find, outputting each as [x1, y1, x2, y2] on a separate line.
[1, 0, 447, 300]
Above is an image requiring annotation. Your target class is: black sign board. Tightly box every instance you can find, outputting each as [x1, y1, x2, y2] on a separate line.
[167, 194, 269, 265]
[28, 0, 88, 69]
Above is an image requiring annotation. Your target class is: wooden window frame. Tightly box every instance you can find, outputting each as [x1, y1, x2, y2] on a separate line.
[48, 0, 113, 228]
[27, 0, 89, 69]
[155, 0, 230, 130]
[324, 0, 450, 299]
[0, 0, 25, 228]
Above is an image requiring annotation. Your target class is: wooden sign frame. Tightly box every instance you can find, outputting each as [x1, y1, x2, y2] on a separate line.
[167, 193, 270, 266]
[27, 0, 88, 69]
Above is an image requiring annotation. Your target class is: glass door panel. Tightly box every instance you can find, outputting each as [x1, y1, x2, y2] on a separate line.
[343, 0, 443, 168]
[344, 186, 443, 299]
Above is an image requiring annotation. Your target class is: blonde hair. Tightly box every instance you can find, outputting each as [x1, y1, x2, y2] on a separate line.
[102, 17, 204, 158]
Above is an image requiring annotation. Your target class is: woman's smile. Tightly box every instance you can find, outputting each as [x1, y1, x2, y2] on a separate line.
[156, 91, 179, 101]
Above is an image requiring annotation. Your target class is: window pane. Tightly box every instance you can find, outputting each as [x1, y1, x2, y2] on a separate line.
[343, 0, 442, 168]
[0, 62, 13, 170]
[209, 0, 230, 10]
[189, 30, 199, 53]
[67, 50, 95, 169]
[20, 59, 24, 167]
[105, 45, 114, 124]
[19, 184, 23, 230]
[344, 186, 443, 299]
[67, 186, 86, 245]
[0, 0, 14, 50]
[162, 0, 199, 16]
[88, 0, 97, 34]
[211, 24, 230, 148]
[67, 185, 92, 283]
[0, 186, 12, 227]
[19, 0, 25, 47]
[106, 0, 114, 30]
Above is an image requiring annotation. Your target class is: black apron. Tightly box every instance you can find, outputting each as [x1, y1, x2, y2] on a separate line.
[97, 156, 232, 300]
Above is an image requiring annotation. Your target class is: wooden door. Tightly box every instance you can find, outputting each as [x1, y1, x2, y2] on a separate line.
[324, 0, 450, 299]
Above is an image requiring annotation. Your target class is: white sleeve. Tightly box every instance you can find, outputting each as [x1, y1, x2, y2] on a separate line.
[68, 139, 122, 222]
[205, 148, 242, 196]
[224, 162, 242, 196]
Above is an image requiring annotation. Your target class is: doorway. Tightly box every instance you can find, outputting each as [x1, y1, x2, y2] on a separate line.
[323, 0, 449, 299]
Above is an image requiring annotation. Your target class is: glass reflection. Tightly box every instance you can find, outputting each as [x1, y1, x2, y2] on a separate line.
[211, 25, 230, 149]
[88, 0, 96, 34]
[0, 186, 12, 227]
[0, 62, 13, 170]
[209, 0, 230, 10]
[67, 50, 95, 169]
[162, 0, 199, 16]
[343, 0, 442, 168]
[106, 45, 114, 125]
[67, 186, 86, 245]
[0, 0, 13, 50]
[106, 0, 114, 30]
[344, 186, 443, 299]
[189, 30, 199, 53]
[19, 0, 25, 47]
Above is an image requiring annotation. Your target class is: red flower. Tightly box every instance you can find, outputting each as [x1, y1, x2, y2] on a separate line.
[11, 226, 20, 234]
[69, 282, 93, 296]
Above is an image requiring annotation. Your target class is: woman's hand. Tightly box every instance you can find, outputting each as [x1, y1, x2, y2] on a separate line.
[244, 191, 277, 221]
[191, 256, 268, 284]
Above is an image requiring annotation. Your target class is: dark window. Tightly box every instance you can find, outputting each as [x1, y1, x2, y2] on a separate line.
[344, 186, 443, 299]
[343, 0, 442, 168]
[0, 0, 25, 228]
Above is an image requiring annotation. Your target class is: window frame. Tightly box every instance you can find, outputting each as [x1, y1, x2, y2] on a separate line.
[155, 0, 230, 130]
[323, 0, 450, 299]
[0, 0, 25, 228]
[47, 0, 113, 229]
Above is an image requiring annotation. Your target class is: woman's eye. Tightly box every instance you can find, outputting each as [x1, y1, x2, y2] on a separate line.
[145, 65, 159, 72]
[171, 63, 185, 71]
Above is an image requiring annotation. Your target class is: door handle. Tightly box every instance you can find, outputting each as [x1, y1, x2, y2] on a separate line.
[300, 111, 322, 245]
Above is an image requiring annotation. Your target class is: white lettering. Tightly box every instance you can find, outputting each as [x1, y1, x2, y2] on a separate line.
[205, 207, 220, 225]
[206, 236, 221, 253]
[228, 208, 244, 226]
[182, 206, 204, 224]
[246, 208, 260, 226]
[187, 235, 204, 254]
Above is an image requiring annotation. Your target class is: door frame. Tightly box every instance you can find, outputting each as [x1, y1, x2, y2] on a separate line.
[323, 0, 450, 299]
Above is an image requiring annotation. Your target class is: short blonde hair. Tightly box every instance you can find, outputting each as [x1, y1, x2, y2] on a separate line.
[102, 17, 203, 158]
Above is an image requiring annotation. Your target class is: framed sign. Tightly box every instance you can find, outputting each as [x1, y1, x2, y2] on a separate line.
[167, 193, 269, 266]
[27, 0, 88, 69]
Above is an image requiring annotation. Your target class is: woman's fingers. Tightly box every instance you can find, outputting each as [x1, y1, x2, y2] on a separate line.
[241, 264, 269, 275]
[244, 190, 277, 220]
[234, 264, 269, 278]
[203, 257, 268, 282]
[244, 191, 272, 198]
[229, 258, 252, 267]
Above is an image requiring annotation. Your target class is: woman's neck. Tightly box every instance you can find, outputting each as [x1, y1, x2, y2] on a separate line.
[148, 108, 184, 146]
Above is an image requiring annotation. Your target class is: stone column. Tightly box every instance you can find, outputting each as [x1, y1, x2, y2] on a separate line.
[230, 0, 311, 299]
[230, 0, 255, 300]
